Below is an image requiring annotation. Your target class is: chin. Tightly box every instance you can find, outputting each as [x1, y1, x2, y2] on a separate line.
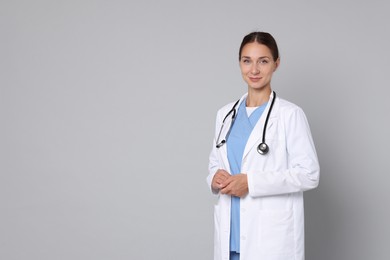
[249, 84, 267, 90]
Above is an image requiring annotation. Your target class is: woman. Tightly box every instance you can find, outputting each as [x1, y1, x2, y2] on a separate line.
[207, 32, 320, 260]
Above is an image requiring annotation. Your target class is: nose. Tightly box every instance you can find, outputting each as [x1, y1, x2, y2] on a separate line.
[251, 63, 260, 74]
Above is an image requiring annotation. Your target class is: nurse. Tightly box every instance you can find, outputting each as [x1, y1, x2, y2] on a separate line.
[207, 32, 320, 260]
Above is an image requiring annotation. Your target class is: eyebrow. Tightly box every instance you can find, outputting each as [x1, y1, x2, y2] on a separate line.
[241, 56, 271, 59]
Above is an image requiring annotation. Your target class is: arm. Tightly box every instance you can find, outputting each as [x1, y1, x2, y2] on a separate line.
[207, 107, 249, 198]
[207, 111, 222, 194]
[207, 109, 235, 194]
[248, 107, 320, 197]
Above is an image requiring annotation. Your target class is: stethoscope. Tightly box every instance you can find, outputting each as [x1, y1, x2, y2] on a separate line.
[215, 91, 276, 155]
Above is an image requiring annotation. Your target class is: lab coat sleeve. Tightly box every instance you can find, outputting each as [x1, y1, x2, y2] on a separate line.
[247, 107, 320, 197]
[207, 111, 222, 195]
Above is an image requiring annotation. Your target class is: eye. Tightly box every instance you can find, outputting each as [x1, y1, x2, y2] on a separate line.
[242, 59, 251, 64]
[259, 59, 269, 64]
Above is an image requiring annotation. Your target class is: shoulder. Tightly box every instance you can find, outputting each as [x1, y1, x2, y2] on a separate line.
[214, 100, 239, 124]
[215, 93, 245, 117]
[212, 96, 243, 126]
[277, 96, 305, 115]
[217, 100, 239, 114]
[276, 96, 310, 126]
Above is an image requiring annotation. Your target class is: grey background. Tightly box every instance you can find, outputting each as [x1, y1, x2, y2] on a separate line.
[1, 0, 389, 259]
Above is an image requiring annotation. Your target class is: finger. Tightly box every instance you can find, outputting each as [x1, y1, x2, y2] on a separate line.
[217, 169, 230, 178]
[221, 175, 235, 187]
[213, 172, 226, 184]
[213, 177, 228, 189]
[219, 178, 230, 189]
[221, 171, 231, 178]
[220, 185, 230, 194]
[216, 175, 229, 186]
[216, 180, 225, 188]
[217, 172, 229, 180]
[221, 179, 235, 192]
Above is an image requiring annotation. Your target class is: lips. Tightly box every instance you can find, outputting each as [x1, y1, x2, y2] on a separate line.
[249, 77, 262, 82]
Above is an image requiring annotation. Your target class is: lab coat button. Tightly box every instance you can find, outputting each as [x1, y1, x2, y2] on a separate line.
[241, 208, 246, 213]
[241, 236, 246, 240]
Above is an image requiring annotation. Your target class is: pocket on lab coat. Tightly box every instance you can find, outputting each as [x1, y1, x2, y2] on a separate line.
[258, 209, 294, 256]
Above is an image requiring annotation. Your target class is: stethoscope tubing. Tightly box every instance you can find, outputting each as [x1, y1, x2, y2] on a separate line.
[257, 91, 276, 154]
[215, 91, 276, 155]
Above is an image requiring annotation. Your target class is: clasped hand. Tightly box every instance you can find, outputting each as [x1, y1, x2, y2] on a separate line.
[211, 169, 248, 197]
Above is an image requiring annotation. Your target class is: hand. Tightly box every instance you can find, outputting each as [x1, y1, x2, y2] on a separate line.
[220, 174, 248, 198]
[211, 169, 230, 191]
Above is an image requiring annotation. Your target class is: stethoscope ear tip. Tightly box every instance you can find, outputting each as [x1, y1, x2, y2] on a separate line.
[216, 140, 226, 148]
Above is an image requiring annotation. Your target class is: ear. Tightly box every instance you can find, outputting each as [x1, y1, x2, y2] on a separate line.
[274, 58, 280, 71]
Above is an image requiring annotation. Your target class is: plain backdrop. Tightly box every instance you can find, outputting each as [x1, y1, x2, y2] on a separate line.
[1, 0, 389, 259]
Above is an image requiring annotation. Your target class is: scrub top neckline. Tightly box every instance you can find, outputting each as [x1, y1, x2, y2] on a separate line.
[246, 107, 258, 117]
[245, 99, 268, 118]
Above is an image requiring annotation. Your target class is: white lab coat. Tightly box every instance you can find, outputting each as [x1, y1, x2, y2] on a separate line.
[207, 92, 320, 260]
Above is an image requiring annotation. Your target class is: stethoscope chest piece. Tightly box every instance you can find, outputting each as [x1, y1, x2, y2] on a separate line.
[257, 142, 269, 155]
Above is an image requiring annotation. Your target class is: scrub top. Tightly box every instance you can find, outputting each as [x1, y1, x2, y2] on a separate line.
[226, 98, 267, 253]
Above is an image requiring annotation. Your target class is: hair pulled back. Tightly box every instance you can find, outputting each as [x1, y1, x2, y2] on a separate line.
[239, 32, 279, 61]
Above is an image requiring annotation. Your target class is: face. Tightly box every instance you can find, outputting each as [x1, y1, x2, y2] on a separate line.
[239, 42, 280, 91]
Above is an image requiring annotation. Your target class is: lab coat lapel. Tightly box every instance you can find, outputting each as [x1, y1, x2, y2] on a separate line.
[219, 139, 230, 171]
[242, 92, 278, 159]
[219, 94, 247, 171]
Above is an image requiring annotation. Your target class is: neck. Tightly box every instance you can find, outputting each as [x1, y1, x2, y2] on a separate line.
[246, 87, 272, 107]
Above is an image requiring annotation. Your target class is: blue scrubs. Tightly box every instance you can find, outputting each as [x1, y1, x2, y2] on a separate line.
[227, 98, 267, 255]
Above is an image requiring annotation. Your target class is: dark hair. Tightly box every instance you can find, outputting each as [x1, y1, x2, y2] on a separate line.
[239, 32, 279, 61]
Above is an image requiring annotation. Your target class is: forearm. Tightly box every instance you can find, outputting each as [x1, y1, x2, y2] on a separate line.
[247, 165, 319, 198]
